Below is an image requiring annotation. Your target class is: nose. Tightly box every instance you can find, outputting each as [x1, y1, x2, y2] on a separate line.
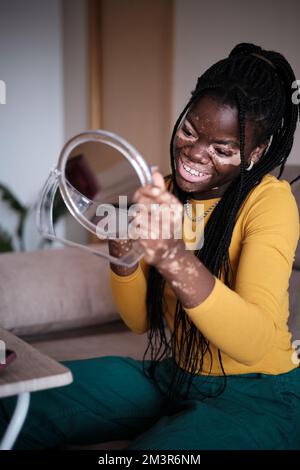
[187, 142, 211, 164]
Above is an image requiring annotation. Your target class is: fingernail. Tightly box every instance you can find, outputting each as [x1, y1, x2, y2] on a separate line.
[151, 187, 161, 195]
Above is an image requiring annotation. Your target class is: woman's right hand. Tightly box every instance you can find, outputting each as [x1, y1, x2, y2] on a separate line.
[108, 166, 159, 275]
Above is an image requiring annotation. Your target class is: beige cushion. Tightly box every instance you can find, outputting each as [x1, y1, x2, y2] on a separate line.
[24, 322, 152, 362]
[0, 244, 119, 336]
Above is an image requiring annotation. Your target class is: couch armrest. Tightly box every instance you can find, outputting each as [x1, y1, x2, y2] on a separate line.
[0, 244, 119, 336]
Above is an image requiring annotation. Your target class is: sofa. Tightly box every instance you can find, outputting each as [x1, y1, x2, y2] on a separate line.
[0, 165, 299, 450]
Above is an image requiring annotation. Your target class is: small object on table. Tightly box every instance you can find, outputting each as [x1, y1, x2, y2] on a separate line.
[0, 328, 73, 450]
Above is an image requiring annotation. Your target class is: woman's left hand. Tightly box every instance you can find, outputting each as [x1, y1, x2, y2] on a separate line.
[130, 169, 186, 267]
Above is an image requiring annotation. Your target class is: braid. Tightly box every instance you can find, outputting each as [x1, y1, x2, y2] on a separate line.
[141, 43, 300, 402]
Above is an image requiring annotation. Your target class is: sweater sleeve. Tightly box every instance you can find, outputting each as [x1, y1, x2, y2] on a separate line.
[109, 257, 150, 334]
[184, 182, 300, 366]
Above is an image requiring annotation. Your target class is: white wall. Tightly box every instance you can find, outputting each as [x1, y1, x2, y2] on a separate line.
[173, 0, 300, 165]
[0, 0, 64, 205]
[62, 0, 89, 244]
[63, 0, 88, 140]
[0, 0, 89, 249]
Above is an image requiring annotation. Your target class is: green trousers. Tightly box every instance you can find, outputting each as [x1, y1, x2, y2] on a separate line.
[1, 355, 300, 450]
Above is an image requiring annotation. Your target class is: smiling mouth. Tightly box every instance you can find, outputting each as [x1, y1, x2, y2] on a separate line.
[178, 156, 213, 178]
[175, 156, 214, 184]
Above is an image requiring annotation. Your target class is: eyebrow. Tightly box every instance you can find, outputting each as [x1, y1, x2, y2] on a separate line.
[186, 118, 240, 148]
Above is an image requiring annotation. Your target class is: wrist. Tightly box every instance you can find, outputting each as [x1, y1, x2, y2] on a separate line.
[155, 241, 186, 272]
[108, 239, 139, 276]
[108, 239, 132, 257]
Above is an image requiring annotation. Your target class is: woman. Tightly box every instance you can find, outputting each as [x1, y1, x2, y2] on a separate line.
[1, 42, 300, 450]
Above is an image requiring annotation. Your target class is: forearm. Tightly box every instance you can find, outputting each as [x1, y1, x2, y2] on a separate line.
[109, 264, 149, 334]
[156, 246, 216, 309]
[108, 239, 149, 334]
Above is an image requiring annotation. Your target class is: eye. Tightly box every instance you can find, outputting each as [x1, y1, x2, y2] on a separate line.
[182, 126, 195, 138]
[215, 148, 232, 157]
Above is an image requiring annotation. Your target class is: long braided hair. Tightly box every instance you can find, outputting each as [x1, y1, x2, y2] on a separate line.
[141, 42, 300, 402]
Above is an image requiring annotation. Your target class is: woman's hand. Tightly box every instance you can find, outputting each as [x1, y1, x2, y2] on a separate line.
[131, 169, 185, 268]
[108, 169, 216, 312]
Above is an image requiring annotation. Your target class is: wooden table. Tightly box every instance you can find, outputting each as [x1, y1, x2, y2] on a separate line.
[0, 328, 73, 450]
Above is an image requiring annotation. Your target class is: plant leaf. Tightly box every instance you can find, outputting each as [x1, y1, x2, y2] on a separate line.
[0, 225, 14, 252]
[52, 191, 68, 225]
[0, 183, 26, 215]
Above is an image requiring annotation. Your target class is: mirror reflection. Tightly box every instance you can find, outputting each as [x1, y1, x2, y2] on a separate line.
[63, 140, 142, 237]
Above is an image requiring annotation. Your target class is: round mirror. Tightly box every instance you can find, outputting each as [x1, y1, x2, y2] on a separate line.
[63, 141, 143, 234]
[36, 130, 153, 267]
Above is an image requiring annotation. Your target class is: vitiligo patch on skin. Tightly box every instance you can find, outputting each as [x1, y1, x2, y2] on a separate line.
[161, 245, 179, 260]
[144, 247, 155, 258]
[166, 260, 181, 274]
[207, 145, 241, 166]
[170, 280, 181, 288]
[160, 247, 211, 305]
[176, 127, 241, 167]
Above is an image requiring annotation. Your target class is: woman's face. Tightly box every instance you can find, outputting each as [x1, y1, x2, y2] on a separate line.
[174, 94, 266, 199]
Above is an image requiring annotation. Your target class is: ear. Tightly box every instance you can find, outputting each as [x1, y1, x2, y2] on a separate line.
[248, 140, 270, 165]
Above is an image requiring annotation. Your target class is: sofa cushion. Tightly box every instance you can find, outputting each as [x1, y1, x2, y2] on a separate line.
[0, 244, 119, 335]
[23, 321, 152, 362]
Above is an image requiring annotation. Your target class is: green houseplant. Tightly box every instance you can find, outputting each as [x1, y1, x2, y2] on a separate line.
[0, 183, 67, 253]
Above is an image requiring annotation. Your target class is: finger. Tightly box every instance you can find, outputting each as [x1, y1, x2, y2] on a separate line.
[151, 170, 166, 191]
[135, 184, 163, 200]
[131, 194, 160, 212]
[146, 190, 179, 207]
[133, 169, 165, 200]
[132, 187, 158, 204]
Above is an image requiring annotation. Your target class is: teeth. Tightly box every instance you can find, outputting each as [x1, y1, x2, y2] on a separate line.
[183, 163, 205, 177]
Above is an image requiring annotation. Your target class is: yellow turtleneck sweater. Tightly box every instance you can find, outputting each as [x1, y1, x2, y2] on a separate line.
[109, 174, 299, 376]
